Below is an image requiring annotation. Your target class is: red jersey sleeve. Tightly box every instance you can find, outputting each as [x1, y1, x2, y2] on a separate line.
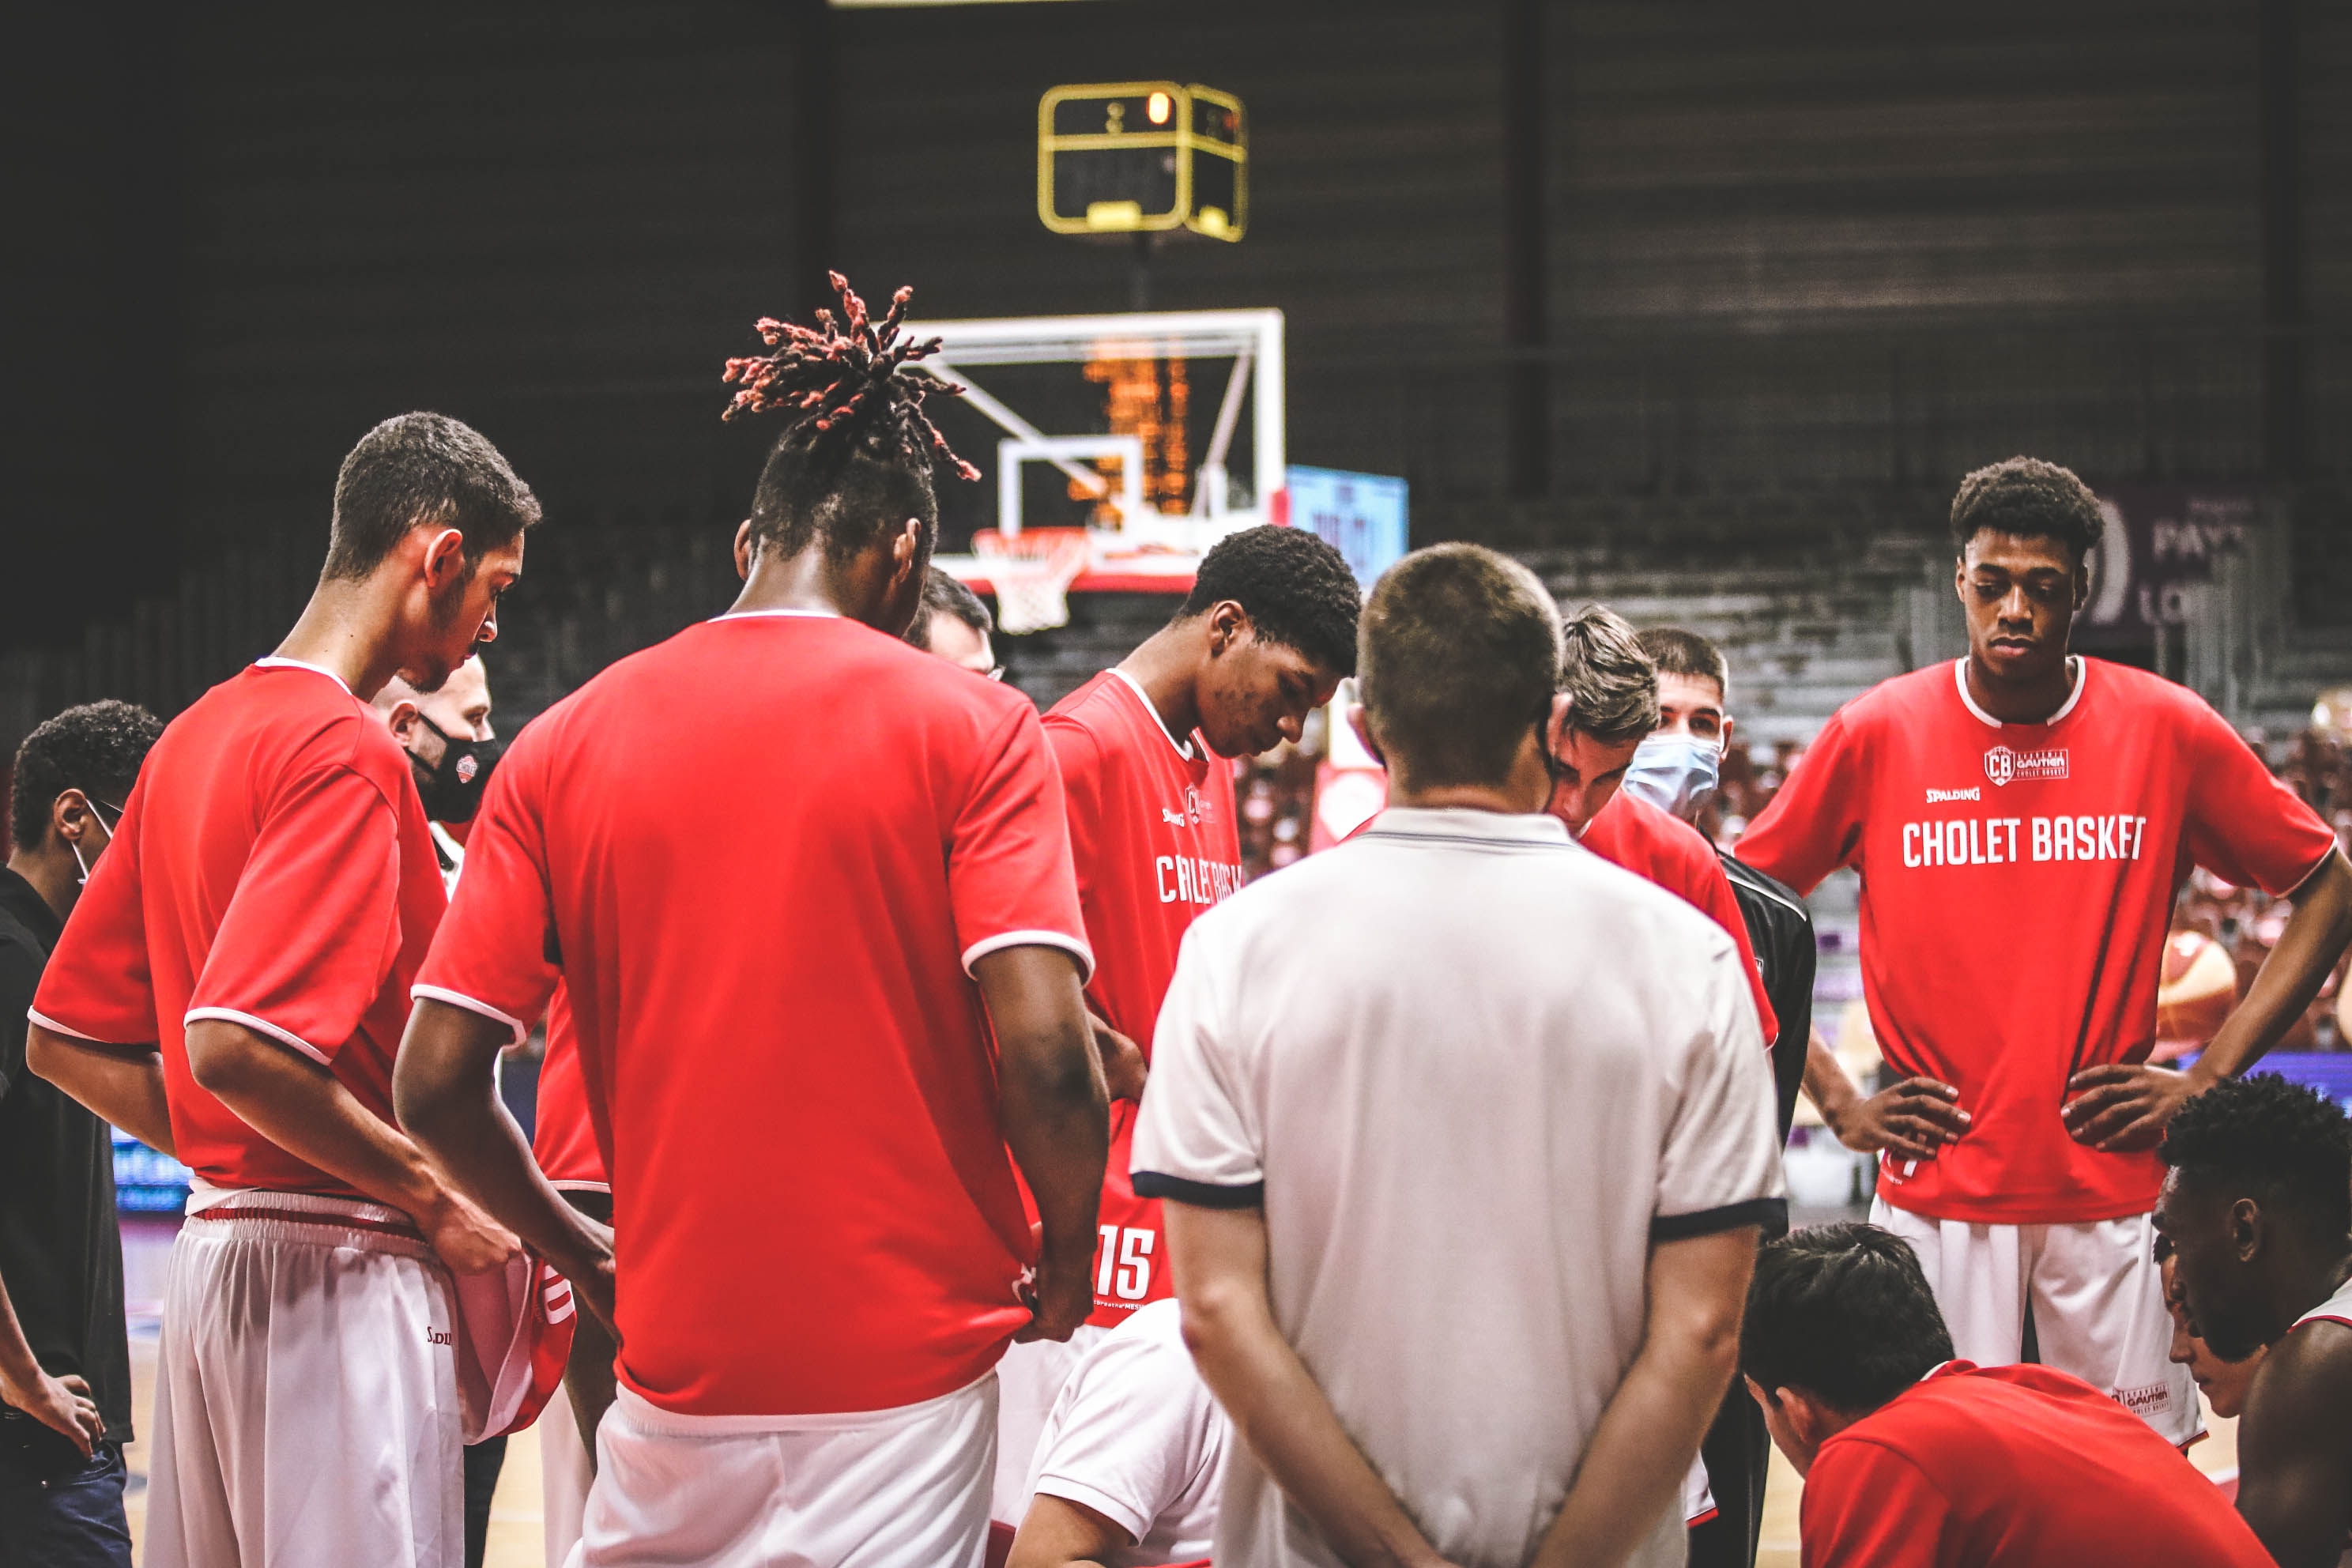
[1042, 716, 1105, 910]
[1736, 707, 1868, 896]
[184, 756, 411, 1064]
[952, 703, 1092, 980]
[2180, 703, 2338, 897]
[30, 777, 156, 1046]
[413, 730, 560, 1043]
[1799, 1438, 1949, 1568]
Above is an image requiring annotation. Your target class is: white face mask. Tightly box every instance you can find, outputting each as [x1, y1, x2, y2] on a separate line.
[1623, 733, 1721, 824]
[69, 797, 121, 887]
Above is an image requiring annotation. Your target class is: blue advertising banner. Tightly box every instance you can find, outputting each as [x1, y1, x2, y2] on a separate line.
[1289, 466, 1408, 586]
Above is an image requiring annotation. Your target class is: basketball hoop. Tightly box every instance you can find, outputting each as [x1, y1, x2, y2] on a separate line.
[971, 528, 1092, 635]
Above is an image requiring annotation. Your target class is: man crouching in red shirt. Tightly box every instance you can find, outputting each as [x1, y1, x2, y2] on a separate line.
[1742, 1223, 2270, 1568]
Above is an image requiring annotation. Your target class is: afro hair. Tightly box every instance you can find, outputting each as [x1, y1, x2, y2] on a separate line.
[2160, 1072, 2352, 1242]
[9, 699, 164, 854]
[1949, 456, 2103, 564]
[1180, 525, 1362, 677]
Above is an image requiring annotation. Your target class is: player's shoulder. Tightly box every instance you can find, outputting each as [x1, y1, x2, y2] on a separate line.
[2082, 656, 2224, 728]
[1044, 669, 1125, 729]
[187, 663, 407, 801]
[1613, 791, 1719, 871]
[1834, 662, 1958, 736]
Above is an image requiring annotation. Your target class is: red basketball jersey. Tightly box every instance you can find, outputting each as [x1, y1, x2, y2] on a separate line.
[1044, 671, 1243, 1327]
[1740, 658, 2335, 1224]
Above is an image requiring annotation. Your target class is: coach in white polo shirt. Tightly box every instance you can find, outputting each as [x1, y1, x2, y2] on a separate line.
[1133, 543, 1785, 1568]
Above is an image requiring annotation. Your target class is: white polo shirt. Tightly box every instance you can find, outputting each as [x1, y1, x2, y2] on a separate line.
[1132, 806, 1783, 1568]
[1024, 1300, 1227, 1566]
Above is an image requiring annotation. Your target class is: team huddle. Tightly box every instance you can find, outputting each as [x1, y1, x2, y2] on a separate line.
[11, 278, 2352, 1568]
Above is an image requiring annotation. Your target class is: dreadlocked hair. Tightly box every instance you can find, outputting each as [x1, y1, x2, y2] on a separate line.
[724, 273, 981, 563]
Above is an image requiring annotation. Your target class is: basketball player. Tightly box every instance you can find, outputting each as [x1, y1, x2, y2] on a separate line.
[1007, 1298, 1228, 1568]
[24, 413, 536, 1568]
[1137, 545, 1782, 1568]
[1743, 1224, 2271, 1567]
[2155, 1074, 2352, 1566]
[370, 654, 511, 1568]
[1547, 605, 1779, 1050]
[992, 523, 1360, 1525]
[1739, 455, 2352, 1442]
[394, 277, 1109, 1568]
[1625, 624, 1815, 1568]
[907, 564, 1002, 677]
[373, 654, 500, 880]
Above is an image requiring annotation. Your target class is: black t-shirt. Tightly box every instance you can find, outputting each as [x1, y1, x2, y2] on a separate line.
[0, 866, 132, 1446]
[1720, 850, 1815, 1153]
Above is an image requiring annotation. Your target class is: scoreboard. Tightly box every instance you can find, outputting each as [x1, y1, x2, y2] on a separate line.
[1038, 82, 1246, 241]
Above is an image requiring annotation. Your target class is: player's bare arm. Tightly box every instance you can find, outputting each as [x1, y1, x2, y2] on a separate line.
[0, 1268, 104, 1457]
[185, 1015, 519, 1275]
[1164, 1201, 1464, 1568]
[395, 998, 619, 1336]
[25, 1021, 175, 1155]
[2233, 1321, 2352, 1568]
[1528, 1225, 1758, 1568]
[1006, 1492, 1136, 1568]
[2065, 850, 2352, 1152]
[978, 944, 1110, 1344]
[1802, 1026, 1968, 1162]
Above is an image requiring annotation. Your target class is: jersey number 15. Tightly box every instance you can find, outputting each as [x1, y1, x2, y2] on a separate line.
[1095, 1225, 1155, 1302]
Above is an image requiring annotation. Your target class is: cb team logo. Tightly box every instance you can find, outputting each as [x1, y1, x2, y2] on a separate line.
[1982, 744, 2069, 787]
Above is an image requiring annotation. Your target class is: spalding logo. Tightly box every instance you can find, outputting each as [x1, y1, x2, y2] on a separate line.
[455, 755, 479, 784]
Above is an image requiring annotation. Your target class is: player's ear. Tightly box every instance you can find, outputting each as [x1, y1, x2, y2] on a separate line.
[2230, 1197, 2263, 1264]
[733, 519, 756, 581]
[418, 525, 468, 590]
[1544, 692, 1574, 760]
[1346, 703, 1384, 768]
[385, 700, 424, 747]
[1206, 601, 1248, 658]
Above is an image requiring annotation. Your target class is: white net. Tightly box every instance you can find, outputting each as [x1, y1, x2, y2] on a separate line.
[973, 531, 1091, 635]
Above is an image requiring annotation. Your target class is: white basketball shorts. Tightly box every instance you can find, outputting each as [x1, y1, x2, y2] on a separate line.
[1871, 1197, 2201, 1446]
[575, 1373, 998, 1568]
[144, 1192, 466, 1568]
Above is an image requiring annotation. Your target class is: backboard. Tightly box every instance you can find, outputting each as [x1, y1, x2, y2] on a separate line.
[915, 308, 1286, 604]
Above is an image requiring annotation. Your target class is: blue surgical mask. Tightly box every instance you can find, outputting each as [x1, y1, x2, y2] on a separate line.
[1623, 733, 1720, 823]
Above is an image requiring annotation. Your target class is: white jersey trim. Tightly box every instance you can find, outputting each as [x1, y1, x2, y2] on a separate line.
[2290, 1273, 2352, 1334]
[409, 985, 532, 1048]
[183, 1006, 334, 1067]
[707, 608, 843, 622]
[962, 929, 1095, 985]
[613, 1369, 993, 1435]
[1951, 655, 2086, 729]
[25, 1008, 115, 1045]
[1108, 668, 1197, 762]
[252, 656, 355, 696]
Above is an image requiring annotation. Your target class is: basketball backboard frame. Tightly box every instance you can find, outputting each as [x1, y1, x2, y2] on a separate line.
[914, 307, 1286, 595]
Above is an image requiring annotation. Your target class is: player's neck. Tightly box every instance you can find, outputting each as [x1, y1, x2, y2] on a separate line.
[274, 579, 407, 702]
[1963, 650, 2078, 726]
[4, 844, 77, 924]
[1117, 628, 1204, 747]
[2271, 1247, 2352, 1338]
[730, 547, 873, 625]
